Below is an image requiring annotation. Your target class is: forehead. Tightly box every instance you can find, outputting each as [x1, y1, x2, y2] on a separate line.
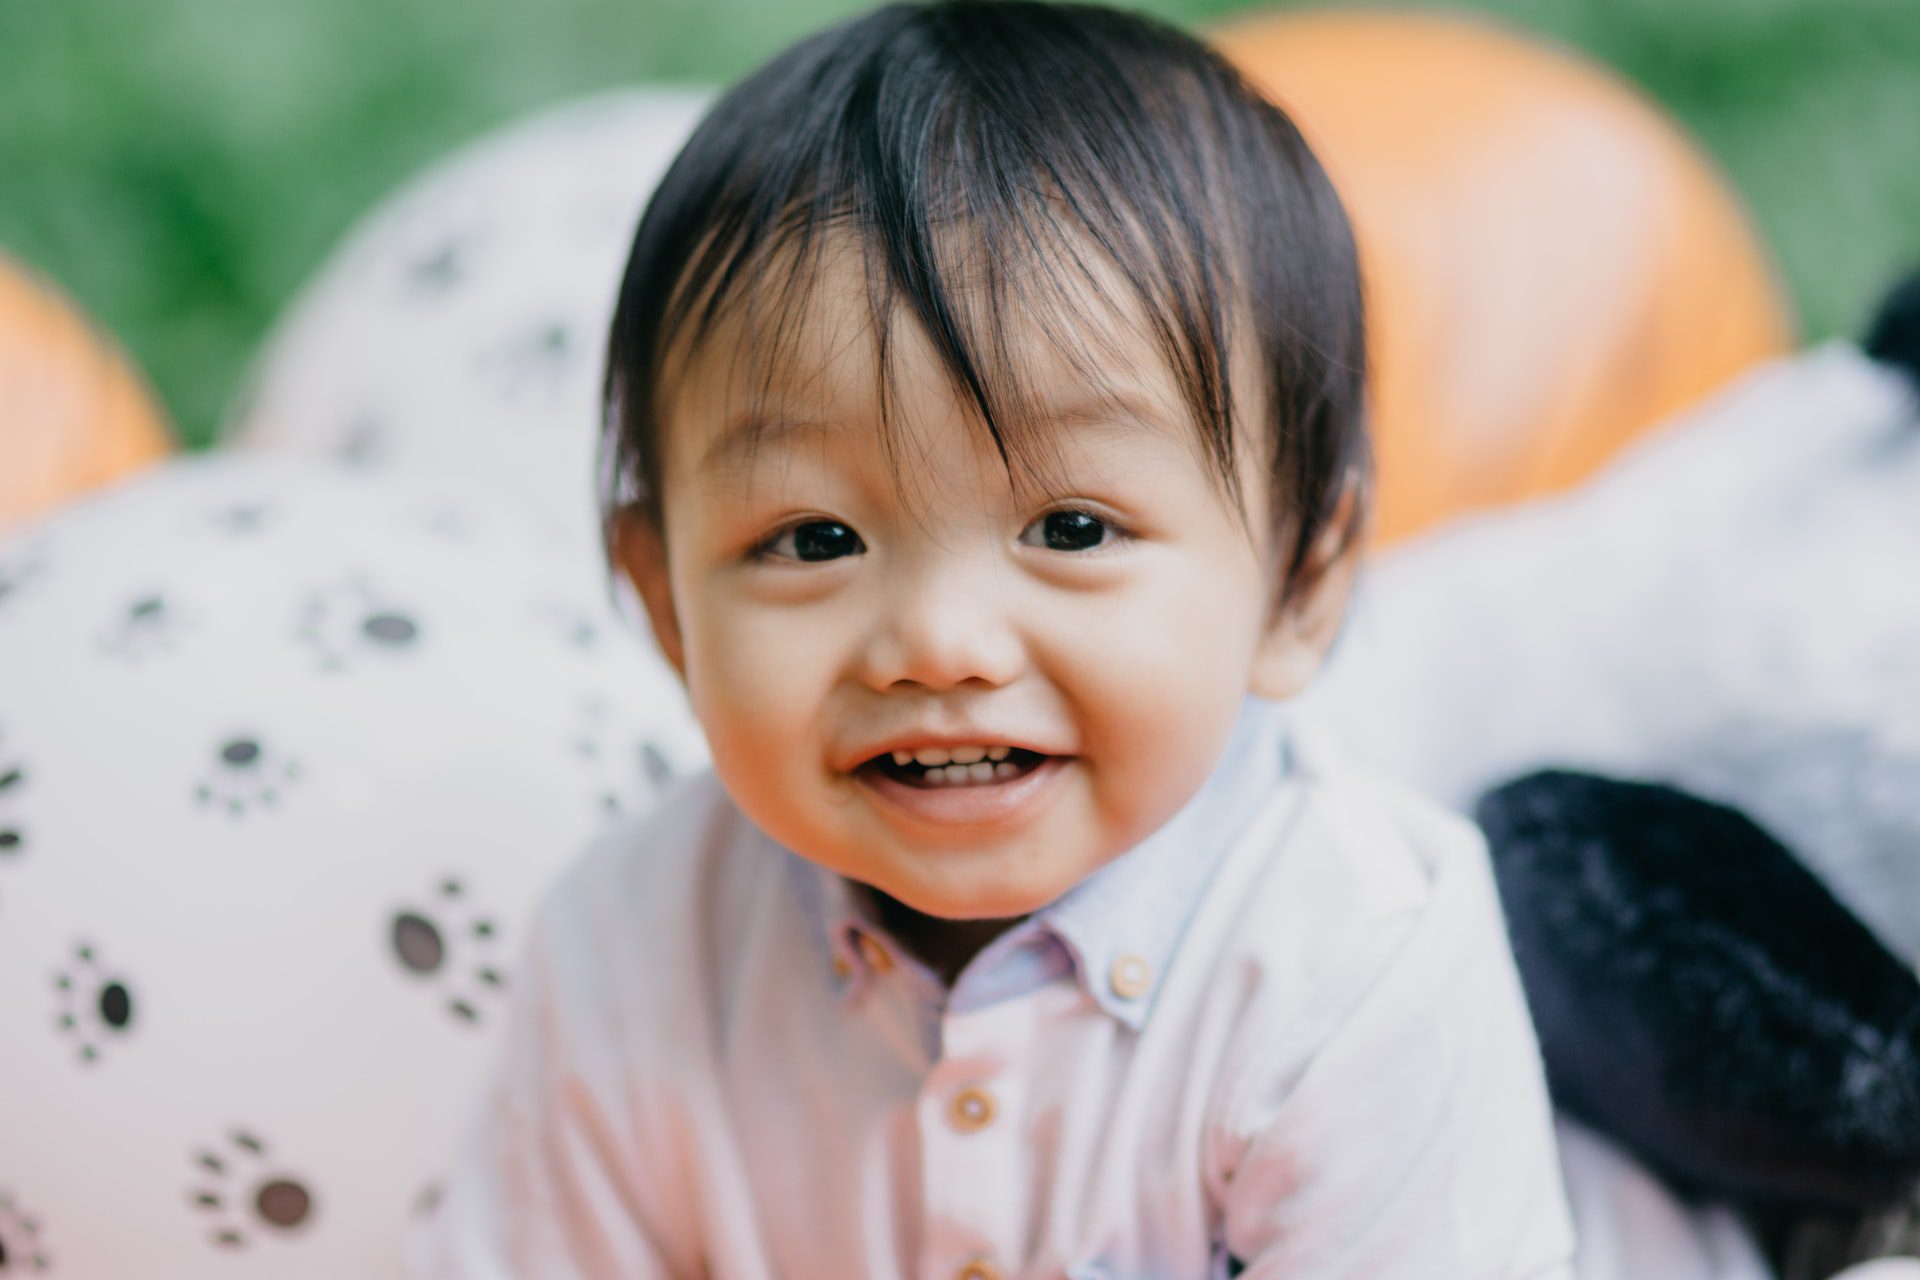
[657, 226, 1219, 492]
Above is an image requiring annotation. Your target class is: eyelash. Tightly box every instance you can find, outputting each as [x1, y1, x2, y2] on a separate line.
[1021, 506, 1132, 555]
[747, 507, 1133, 562]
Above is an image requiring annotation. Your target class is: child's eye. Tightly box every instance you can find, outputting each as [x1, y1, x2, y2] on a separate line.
[757, 519, 866, 563]
[1018, 509, 1123, 553]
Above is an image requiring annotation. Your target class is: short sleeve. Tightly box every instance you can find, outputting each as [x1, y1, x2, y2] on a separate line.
[403, 864, 692, 1280]
[1214, 805, 1577, 1280]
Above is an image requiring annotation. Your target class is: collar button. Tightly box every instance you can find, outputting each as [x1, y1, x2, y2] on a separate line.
[856, 932, 895, 975]
[1108, 953, 1152, 1001]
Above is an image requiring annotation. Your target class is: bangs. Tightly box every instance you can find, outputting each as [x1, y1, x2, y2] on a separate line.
[603, 0, 1365, 600]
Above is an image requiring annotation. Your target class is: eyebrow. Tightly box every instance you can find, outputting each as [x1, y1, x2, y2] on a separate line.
[699, 412, 836, 475]
[698, 389, 1184, 475]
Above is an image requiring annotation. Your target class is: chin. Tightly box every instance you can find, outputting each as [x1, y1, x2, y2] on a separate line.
[881, 865, 1077, 922]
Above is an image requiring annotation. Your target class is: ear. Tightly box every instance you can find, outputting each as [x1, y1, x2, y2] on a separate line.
[610, 509, 687, 682]
[1249, 480, 1364, 702]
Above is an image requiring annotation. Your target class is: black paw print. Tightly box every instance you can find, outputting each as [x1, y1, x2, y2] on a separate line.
[195, 735, 302, 817]
[200, 501, 277, 538]
[572, 696, 677, 815]
[189, 1130, 317, 1248]
[53, 942, 137, 1063]
[389, 877, 506, 1025]
[1, 732, 26, 868]
[478, 318, 577, 409]
[97, 591, 193, 662]
[296, 576, 423, 672]
[333, 412, 391, 470]
[408, 503, 476, 543]
[405, 234, 475, 297]
[412, 1179, 445, 1220]
[532, 599, 604, 654]
[0, 542, 49, 619]
[0, 1188, 52, 1272]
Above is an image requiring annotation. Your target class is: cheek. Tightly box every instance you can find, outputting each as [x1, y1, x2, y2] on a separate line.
[1071, 546, 1267, 703]
[677, 585, 840, 800]
[1052, 549, 1268, 835]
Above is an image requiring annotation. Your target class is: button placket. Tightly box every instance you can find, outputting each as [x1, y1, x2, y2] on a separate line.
[918, 1000, 1031, 1280]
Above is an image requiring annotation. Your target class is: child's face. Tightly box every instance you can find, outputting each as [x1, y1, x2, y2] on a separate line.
[619, 239, 1352, 921]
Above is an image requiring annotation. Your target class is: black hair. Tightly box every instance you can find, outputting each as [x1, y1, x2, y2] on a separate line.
[600, 0, 1368, 611]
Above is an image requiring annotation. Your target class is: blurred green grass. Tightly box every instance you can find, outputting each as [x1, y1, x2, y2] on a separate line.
[2, 0, 1916, 449]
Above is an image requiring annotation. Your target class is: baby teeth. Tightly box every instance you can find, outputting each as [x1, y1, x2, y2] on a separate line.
[904, 759, 1031, 785]
[887, 744, 1030, 781]
[905, 745, 1010, 767]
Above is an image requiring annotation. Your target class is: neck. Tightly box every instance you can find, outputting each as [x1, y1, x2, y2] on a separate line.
[863, 886, 1027, 987]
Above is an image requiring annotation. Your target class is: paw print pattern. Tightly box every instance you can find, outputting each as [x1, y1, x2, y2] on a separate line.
[477, 318, 577, 409]
[97, 591, 194, 662]
[571, 695, 677, 815]
[296, 576, 423, 672]
[412, 1179, 445, 1220]
[52, 942, 138, 1063]
[199, 501, 278, 539]
[385, 203, 490, 303]
[333, 412, 391, 470]
[0, 542, 49, 619]
[405, 234, 475, 297]
[189, 1130, 318, 1248]
[389, 877, 506, 1025]
[194, 735, 302, 817]
[0, 1189, 52, 1272]
[1, 732, 26, 867]
[407, 503, 476, 543]
[532, 599, 605, 655]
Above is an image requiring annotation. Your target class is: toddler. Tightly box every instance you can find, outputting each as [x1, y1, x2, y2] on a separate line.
[412, 2, 1576, 1276]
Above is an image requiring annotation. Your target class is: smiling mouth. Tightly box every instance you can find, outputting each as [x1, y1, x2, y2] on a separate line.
[859, 748, 1052, 788]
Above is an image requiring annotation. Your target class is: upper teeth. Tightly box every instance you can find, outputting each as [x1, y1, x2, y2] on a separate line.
[891, 745, 1014, 766]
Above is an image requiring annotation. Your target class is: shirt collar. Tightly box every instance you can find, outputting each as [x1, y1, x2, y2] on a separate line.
[780, 695, 1291, 1030]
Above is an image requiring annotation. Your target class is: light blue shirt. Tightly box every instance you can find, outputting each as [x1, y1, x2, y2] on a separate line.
[414, 693, 1577, 1280]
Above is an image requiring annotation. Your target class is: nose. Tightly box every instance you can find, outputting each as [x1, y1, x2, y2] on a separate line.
[855, 552, 1026, 692]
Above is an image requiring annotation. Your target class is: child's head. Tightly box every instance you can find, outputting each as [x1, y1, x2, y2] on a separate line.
[601, 0, 1367, 922]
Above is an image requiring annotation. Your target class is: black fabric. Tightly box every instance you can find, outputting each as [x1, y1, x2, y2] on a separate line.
[1865, 268, 1920, 385]
[1478, 769, 1920, 1213]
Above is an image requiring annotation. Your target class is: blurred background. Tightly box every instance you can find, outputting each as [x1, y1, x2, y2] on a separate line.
[4, 6, 1920, 1277]
[2, 0, 1917, 450]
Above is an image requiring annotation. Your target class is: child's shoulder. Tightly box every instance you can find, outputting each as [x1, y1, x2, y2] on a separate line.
[1237, 713, 1491, 922]
[1180, 714, 1506, 1048]
[518, 769, 791, 1008]
[546, 768, 766, 910]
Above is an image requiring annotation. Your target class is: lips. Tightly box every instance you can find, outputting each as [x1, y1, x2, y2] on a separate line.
[855, 752, 1070, 828]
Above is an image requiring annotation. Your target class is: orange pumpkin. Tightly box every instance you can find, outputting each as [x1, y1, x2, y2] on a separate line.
[0, 255, 173, 534]
[1213, 9, 1793, 546]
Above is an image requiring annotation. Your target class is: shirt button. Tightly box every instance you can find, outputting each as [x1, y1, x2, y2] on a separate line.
[856, 933, 895, 974]
[1109, 952, 1153, 1000]
[956, 1259, 1001, 1280]
[949, 1085, 997, 1133]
